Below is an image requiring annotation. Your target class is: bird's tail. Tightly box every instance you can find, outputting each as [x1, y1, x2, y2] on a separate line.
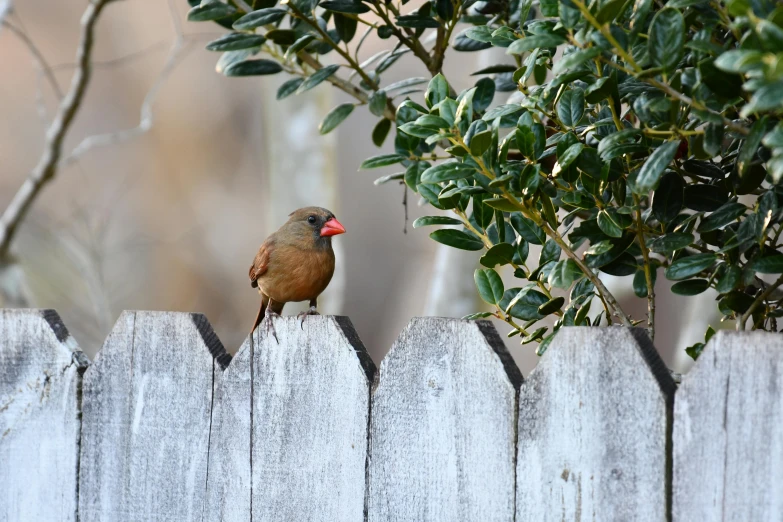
[251, 295, 267, 334]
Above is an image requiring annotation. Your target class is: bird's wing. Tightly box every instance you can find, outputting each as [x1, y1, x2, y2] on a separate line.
[249, 238, 274, 287]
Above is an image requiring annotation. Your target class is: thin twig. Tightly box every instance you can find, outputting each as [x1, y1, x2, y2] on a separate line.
[737, 274, 783, 331]
[62, 0, 191, 166]
[2, 20, 63, 99]
[0, 0, 112, 258]
[633, 194, 655, 339]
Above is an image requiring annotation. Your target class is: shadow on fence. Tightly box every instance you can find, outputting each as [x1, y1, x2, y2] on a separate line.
[0, 308, 781, 521]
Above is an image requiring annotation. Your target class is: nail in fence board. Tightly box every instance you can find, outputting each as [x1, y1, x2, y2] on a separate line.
[207, 316, 374, 522]
[0, 309, 88, 522]
[516, 327, 675, 522]
[673, 331, 783, 521]
[78, 311, 228, 522]
[368, 318, 522, 522]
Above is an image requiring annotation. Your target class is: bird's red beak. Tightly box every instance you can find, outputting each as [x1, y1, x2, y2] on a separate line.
[320, 217, 346, 237]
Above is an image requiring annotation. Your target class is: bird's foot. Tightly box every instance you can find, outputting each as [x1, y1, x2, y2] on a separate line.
[296, 306, 320, 329]
[263, 310, 280, 344]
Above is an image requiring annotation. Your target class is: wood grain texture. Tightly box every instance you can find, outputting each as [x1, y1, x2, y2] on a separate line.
[673, 331, 783, 522]
[251, 315, 374, 521]
[516, 327, 675, 522]
[78, 311, 228, 522]
[0, 309, 88, 522]
[368, 317, 522, 522]
[204, 336, 251, 521]
[206, 315, 374, 521]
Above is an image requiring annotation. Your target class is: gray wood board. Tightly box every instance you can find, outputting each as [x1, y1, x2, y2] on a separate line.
[78, 311, 228, 521]
[673, 331, 783, 522]
[206, 315, 374, 522]
[516, 327, 675, 522]
[0, 309, 88, 522]
[368, 317, 522, 522]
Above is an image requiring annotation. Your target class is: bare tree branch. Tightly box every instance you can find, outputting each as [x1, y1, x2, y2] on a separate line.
[0, 0, 113, 259]
[0, 0, 12, 28]
[61, 0, 193, 166]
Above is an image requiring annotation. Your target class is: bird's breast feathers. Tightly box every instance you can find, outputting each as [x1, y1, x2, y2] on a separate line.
[258, 245, 335, 303]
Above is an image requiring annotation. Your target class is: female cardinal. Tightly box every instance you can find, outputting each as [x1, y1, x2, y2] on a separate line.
[249, 206, 346, 338]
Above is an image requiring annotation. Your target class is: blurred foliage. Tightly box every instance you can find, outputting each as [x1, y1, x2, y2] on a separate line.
[189, 0, 783, 357]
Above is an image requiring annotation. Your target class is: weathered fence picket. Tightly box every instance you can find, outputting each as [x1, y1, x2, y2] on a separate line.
[78, 311, 228, 522]
[516, 327, 675, 522]
[673, 331, 783, 522]
[368, 318, 522, 522]
[2, 309, 783, 522]
[0, 309, 87, 522]
[206, 316, 374, 521]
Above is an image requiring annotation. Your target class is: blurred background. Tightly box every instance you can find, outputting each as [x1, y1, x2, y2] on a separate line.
[0, 0, 718, 375]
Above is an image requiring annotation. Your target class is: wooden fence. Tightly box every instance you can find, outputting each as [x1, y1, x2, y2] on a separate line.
[0, 308, 781, 521]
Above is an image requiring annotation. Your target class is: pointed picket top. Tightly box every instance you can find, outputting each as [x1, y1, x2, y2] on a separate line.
[369, 317, 522, 522]
[207, 315, 375, 522]
[516, 327, 675, 522]
[673, 330, 783, 522]
[0, 309, 87, 522]
[78, 311, 228, 522]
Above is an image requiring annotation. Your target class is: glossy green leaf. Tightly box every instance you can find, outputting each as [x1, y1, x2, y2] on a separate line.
[648, 232, 694, 253]
[396, 15, 440, 28]
[372, 118, 392, 147]
[277, 78, 304, 99]
[426, 74, 450, 108]
[480, 243, 516, 267]
[469, 130, 493, 155]
[232, 8, 287, 30]
[510, 213, 546, 245]
[698, 202, 746, 232]
[715, 264, 741, 293]
[320, 0, 370, 13]
[475, 268, 505, 304]
[319, 103, 354, 134]
[648, 8, 685, 74]
[420, 161, 476, 183]
[548, 259, 583, 289]
[412, 216, 463, 228]
[538, 296, 565, 315]
[597, 209, 624, 238]
[360, 154, 407, 169]
[506, 34, 566, 54]
[557, 88, 585, 127]
[297, 64, 340, 94]
[634, 141, 680, 194]
[665, 253, 717, 280]
[224, 59, 283, 76]
[754, 255, 783, 274]
[552, 47, 601, 75]
[502, 287, 549, 320]
[671, 279, 710, 295]
[431, 229, 484, 250]
[473, 78, 496, 113]
[206, 33, 266, 51]
[188, 1, 238, 21]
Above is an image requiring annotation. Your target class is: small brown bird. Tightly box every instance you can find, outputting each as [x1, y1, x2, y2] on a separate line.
[249, 206, 346, 339]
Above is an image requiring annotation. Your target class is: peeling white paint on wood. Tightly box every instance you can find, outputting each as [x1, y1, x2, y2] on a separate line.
[0, 309, 87, 522]
[78, 311, 228, 522]
[673, 331, 783, 522]
[516, 327, 675, 522]
[368, 317, 522, 522]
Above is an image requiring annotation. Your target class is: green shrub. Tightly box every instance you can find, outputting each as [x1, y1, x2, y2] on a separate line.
[189, 0, 783, 357]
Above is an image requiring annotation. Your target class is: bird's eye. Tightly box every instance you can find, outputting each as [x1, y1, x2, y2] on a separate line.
[307, 215, 316, 224]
